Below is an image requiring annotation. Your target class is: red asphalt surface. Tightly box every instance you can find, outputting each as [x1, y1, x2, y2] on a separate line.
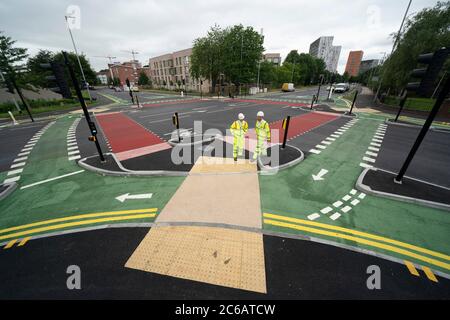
[244, 111, 339, 143]
[95, 112, 166, 153]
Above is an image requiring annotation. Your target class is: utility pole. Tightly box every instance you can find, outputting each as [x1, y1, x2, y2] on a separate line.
[65, 15, 92, 102]
[374, 0, 412, 102]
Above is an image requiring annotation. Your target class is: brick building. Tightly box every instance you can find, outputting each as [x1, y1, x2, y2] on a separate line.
[344, 50, 364, 77]
[109, 60, 142, 87]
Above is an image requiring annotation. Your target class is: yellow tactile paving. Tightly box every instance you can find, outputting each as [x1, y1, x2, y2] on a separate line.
[125, 225, 267, 293]
[156, 156, 262, 229]
[190, 156, 257, 174]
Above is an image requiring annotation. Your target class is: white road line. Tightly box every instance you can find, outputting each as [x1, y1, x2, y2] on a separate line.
[370, 142, 381, 147]
[358, 193, 366, 199]
[20, 170, 85, 190]
[351, 199, 360, 206]
[321, 140, 332, 145]
[333, 201, 343, 207]
[21, 147, 33, 152]
[368, 146, 379, 152]
[18, 151, 30, 157]
[14, 156, 28, 162]
[307, 213, 321, 220]
[365, 151, 378, 157]
[316, 144, 326, 149]
[359, 162, 373, 168]
[363, 156, 376, 163]
[10, 162, 26, 169]
[330, 134, 340, 138]
[372, 138, 383, 143]
[68, 142, 77, 146]
[8, 168, 23, 176]
[309, 149, 321, 154]
[334, 132, 343, 135]
[342, 195, 352, 201]
[3, 176, 20, 184]
[326, 137, 336, 141]
[341, 206, 352, 213]
[68, 150, 80, 155]
[350, 189, 357, 195]
[68, 155, 81, 161]
[330, 213, 341, 220]
[320, 207, 333, 214]
[67, 139, 76, 143]
[67, 146, 78, 151]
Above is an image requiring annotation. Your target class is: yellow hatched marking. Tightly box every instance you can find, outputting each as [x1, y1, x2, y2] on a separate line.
[0, 213, 155, 241]
[4, 239, 18, 249]
[18, 237, 31, 247]
[404, 260, 419, 276]
[263, 213, 450, 261]
[264, 218, 450, 271]
[0, 208, 157, 235]
[422, 266, 438, 283]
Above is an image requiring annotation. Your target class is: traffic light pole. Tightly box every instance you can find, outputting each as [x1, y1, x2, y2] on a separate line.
[348, 90, 358, 115]
[62, 51, 105, 162]
[394, 75, 450, 183]
[281, 116, 291, 149]
[394, 90, 407, 122]
[1, 67, 34, 122]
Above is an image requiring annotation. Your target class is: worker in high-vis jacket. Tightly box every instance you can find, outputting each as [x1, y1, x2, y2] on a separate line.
[230, 113, 248, 161]
[253, 111, 271, 160]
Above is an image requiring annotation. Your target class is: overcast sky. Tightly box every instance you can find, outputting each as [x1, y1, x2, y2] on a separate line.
[0, 0, 438, 73]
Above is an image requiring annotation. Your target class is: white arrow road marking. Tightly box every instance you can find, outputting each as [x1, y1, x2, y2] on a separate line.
[116, 193, 153, 203]
[312, 169, 328, 181]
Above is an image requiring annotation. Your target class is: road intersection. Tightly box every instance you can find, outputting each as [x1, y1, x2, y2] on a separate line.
[0, 87, 449, 298]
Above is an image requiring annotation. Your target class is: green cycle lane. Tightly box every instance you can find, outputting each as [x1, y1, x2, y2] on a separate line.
[0, 115, 184, 240]
[260, 117, 450, 274]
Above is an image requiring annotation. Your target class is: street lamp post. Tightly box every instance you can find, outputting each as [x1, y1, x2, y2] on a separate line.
[64, 15, 92, 102]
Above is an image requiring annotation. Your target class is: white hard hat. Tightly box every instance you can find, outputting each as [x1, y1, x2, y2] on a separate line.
[238, 113, 245, 120]
[257, 111, 264, 117]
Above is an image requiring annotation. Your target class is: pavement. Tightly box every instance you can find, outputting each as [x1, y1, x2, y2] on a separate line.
[0, 86, 449, 298]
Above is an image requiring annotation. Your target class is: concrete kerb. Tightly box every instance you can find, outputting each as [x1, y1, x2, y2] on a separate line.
[356, 167, 450, 211]
[0, 182, 17, 201]
[385, 118, 450, 133]
[258, 144, 305, 175]
[78, 152, 189, 177]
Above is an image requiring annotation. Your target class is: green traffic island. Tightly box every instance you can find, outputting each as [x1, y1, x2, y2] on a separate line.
[356, 167, 450, 211]
[0, 182, 17, 201]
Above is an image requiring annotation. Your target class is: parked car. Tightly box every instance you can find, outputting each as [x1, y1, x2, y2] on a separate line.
[333, 85, 347, 93]
[281, 83, 295, 92]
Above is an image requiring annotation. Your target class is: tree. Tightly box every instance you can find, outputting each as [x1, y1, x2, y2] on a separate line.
[138, 71, 150, 85]
[259, 61, 277, 86]
[190, 24, 264, 88]
[53, 51, 97, 86]
[282, 51, 326, 86]
[381, 1, 450, 93]
[26, 50, 54, 87]
[0, 31, 29, 89]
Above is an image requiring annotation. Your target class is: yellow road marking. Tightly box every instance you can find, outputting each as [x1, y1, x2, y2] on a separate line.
[18, 237, 31, 247]
[0, 208, 158, 235]
[264, 218, 450, 271]
[404, 260, 420, 276]
[4, 239, 17, 249]
[263, 213, 450, 262]
[422, 266, 438, 283]
[0, 213, 155, 242]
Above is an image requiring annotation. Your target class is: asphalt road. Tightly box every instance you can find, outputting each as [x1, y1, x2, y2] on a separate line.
[375, 123, 450, 188]
[0, 120, 48, 173]
[0, 227, 447, 299]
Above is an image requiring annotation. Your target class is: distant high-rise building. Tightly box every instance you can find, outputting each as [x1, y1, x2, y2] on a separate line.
[309, 36, 341, 72]
[345, 50, 364, 77]
[359, 59, 380, 75]
[262, 53, 281, 66]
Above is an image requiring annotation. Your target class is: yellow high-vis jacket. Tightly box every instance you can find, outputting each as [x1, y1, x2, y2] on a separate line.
[230, 120, 249, 136]
[255, 119, 271, 140]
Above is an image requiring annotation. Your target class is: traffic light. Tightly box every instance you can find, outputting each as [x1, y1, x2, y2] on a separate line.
[406, 47, 450, 97]
[40, 61, 72, 98]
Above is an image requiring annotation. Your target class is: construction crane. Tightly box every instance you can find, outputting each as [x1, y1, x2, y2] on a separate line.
[92, 55, 117, 84]
[121, 50, 139, 62]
